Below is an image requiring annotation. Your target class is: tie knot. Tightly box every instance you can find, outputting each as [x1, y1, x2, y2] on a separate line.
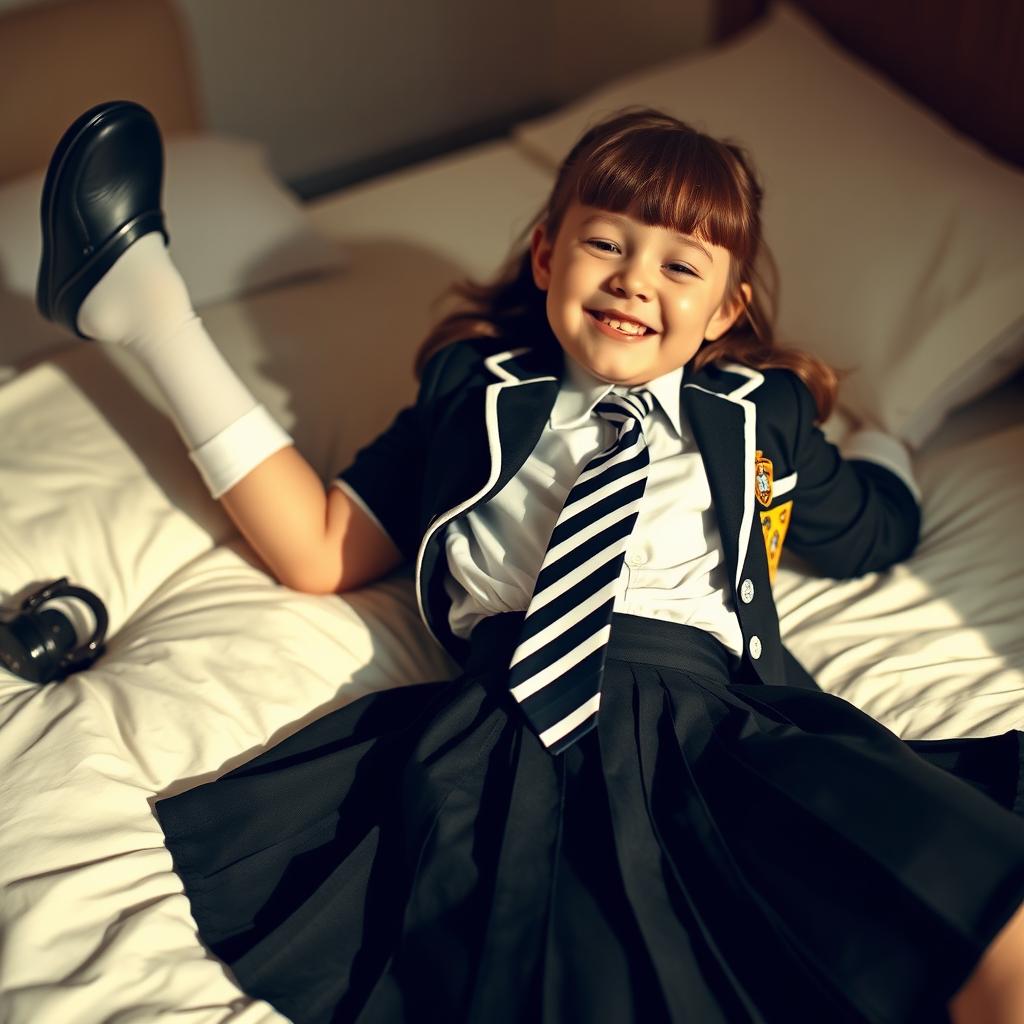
[594, 388, 654, 430]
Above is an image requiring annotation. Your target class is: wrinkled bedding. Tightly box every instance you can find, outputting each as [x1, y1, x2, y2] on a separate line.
[1, 138, 1021, 1023]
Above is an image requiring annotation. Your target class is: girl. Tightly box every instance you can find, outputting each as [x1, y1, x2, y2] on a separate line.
[38, 102, 1024, 1023]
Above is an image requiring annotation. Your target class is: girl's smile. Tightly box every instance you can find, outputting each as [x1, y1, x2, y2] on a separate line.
[530, 202, 751, 386]
[585, 307, 657, 339]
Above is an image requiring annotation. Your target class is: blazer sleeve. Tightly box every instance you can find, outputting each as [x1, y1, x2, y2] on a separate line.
[783, 372, 921, 578]
[333, 344, 458, 562]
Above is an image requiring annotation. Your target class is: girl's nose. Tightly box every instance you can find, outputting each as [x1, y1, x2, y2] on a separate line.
[610, 264, 652, 301]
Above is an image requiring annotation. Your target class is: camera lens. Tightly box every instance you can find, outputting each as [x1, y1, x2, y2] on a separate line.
[0, 609, 77, 683]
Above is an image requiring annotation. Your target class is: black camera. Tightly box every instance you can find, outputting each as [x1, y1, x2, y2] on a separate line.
[0, 578, 108, 684]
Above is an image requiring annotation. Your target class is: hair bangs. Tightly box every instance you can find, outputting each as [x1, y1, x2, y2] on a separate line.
[574, 128, 749, 258]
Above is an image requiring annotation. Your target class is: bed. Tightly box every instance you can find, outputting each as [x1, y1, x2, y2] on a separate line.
[0, 0, 1022, 1020]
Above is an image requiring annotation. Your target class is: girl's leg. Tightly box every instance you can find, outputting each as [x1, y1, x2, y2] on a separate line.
[75, 233, 290, 497]
[73, 232, 354, 591]
[949, 900, 1024, 1022]
[78, 234, 267, 449]
[42, 108, 372, 589]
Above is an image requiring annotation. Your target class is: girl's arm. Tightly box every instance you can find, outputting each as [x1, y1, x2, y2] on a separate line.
[782, 372, 921, 577]
[219, 446, 403, 595]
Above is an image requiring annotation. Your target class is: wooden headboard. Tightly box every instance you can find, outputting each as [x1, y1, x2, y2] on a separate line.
[0, 0, 202, 184]
[716, 0, 1024, 170]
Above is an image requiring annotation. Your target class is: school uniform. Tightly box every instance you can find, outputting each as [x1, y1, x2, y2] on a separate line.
[155, 335, 1024, 1024]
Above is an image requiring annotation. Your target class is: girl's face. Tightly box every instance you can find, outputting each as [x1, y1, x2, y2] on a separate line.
[530, 201, 751, 386]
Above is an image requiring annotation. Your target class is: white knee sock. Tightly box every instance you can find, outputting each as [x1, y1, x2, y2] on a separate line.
[76, 234, 291, 497]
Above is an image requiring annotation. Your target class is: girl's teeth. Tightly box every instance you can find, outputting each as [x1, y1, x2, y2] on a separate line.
[597, 312, 646, 335]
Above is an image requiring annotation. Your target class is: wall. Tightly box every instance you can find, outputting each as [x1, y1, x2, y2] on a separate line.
[1, 0, 716, 192]
[178, 0, 716, 192]
[176, 0, 552, 191]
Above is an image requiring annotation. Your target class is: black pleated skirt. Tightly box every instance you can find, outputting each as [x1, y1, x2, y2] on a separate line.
[154, 613, 1024, 1024]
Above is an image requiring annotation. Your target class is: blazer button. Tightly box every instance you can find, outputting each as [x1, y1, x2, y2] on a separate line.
[740, 578, 755, 604]
[749, 635, 762, 660]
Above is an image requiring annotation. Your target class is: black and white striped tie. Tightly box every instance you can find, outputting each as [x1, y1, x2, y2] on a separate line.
[507, 388, 654, 754]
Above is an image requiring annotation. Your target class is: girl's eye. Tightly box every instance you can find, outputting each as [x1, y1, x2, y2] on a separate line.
[585, 240, 698, 277]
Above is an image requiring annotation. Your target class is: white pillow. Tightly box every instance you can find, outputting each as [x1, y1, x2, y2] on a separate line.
[0, 133, 347, 363]
[513, 1, 1024, 447]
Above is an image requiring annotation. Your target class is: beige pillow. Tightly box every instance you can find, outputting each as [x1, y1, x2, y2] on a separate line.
[513, 1, 1024, 446]
[0, 133, 347, 366]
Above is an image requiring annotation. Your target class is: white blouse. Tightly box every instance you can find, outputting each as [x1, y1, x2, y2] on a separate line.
[443, 355, 745, 655]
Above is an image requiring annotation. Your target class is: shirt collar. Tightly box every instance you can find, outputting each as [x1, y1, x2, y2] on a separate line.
[550, 355, 684, 438]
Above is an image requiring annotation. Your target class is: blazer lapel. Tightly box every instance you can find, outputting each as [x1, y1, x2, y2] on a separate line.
[422, 345, 561, 525]
[493, 378, 560, 492]
[415, 343, 561, 654]
[682, 375, 757, 591]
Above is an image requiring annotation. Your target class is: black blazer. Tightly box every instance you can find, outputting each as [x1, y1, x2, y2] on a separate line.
[338, 337, 920, 690]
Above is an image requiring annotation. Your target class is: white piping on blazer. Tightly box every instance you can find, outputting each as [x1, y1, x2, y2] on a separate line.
[414, 347, 558, 649]
[683, 360, 763, 592]
[773, 472, 798, 497]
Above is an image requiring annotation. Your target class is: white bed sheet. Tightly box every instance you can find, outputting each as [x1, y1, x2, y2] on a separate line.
[1, 137, 1022, 1023]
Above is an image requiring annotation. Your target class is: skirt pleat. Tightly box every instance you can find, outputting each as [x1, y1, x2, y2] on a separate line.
[155, 612, 1024, 1024]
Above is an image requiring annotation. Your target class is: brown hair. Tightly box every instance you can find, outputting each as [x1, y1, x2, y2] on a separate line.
[414, 107, 837, 421]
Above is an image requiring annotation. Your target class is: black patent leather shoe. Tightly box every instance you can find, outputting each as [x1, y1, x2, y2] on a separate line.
[36, 100, 169, 339]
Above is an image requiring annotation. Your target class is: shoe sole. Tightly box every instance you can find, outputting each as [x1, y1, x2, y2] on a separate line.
[36, 100, 168, 339]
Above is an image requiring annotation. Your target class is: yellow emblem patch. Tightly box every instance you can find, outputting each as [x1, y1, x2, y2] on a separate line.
[760, 499, 793, 584]
[754, 450, 773, 508]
